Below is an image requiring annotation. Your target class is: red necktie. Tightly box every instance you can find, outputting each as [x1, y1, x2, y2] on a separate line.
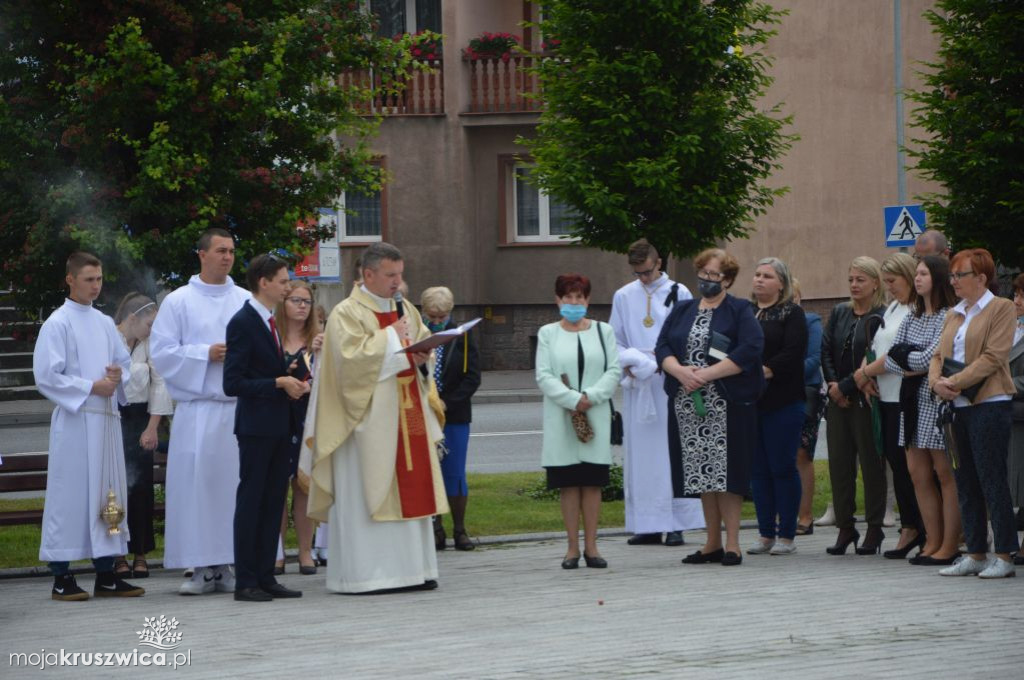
[269, 316, 282, 357]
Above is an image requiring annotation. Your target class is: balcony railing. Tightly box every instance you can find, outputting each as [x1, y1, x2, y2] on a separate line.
[340, 58, 444, 115]
[465, 55, 542, 114]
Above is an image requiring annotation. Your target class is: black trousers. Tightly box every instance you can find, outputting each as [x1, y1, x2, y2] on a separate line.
[951, 402, 1019, 555]
[880, 401, 923, 534]
[233, 434, 292, 589]
[120, 403, 156, 555]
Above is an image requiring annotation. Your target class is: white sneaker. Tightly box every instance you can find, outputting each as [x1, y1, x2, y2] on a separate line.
[814, 503, 836, 527]
[978, 558, 1016, 579]
[179, 567, 215, 595]
[769, 541, 797, 555]
[212, 565, 236, 593]
[939, 555, 989, 577]
[746, 540, 775, 555]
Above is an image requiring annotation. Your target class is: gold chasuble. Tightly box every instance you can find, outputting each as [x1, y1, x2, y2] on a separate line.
[307, 287, 448, 523]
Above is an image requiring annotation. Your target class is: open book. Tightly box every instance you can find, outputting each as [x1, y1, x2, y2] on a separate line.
[396, 317, 483, 354]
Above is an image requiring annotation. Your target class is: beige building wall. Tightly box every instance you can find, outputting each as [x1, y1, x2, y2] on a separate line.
[322, 0, 943, 367]
[728, 0, 941, 300]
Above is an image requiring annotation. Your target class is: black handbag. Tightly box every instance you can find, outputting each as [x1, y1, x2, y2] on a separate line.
[941, 357, 982, 404]
[596, 322, 624, 446]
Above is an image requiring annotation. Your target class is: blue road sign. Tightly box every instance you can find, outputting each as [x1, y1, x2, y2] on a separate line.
[884, 204, 926, 248]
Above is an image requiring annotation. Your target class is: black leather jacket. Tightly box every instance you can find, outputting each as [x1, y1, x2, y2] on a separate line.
[821, 301, 885, 400]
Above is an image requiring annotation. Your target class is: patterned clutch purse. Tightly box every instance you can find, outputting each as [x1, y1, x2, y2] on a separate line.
[562, 372, 594, 443]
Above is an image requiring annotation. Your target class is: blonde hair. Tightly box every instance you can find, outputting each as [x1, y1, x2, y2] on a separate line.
[420, 286, 454, 314]
[791, 277, 802, 302]
[849, 256, 886, 308]
[881, 252, 918, 306]
[275, 280, 318, 348]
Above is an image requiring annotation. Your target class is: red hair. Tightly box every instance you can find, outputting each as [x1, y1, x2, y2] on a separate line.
[555, 273, 591, 298]
[950, 248, 999, 294]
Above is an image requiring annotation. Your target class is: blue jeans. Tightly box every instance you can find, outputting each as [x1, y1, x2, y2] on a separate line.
[49, 556, 115, 576]
[752, 401, 804, 540]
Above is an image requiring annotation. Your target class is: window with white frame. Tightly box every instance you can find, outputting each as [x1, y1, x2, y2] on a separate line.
[512, 165, 577, 242]
[338, 182, 385, 243]
[369, 0, 441, 37]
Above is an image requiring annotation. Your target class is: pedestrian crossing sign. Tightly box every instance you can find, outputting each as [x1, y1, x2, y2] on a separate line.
[884, 205, 926, 247]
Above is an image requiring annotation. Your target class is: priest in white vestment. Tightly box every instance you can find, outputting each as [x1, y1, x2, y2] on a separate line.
[307, 242, 448, 594]
[610, 240, 705, 546]
[150, 229, 250, 594]
[33, 252, 143, 600]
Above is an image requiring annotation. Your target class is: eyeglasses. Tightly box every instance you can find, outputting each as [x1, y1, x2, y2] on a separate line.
[285, 297, 312, 307]
[632, 266, 658, 278]
[949, 270, 975, 281]
[697, 269, 724, 282]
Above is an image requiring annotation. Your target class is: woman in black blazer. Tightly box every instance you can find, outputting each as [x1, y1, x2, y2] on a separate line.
[655, 248, 765, 567]
[421, 286, 482, 551]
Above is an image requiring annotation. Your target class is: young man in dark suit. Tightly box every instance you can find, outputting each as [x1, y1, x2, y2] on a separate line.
[224, 254, 310, 602]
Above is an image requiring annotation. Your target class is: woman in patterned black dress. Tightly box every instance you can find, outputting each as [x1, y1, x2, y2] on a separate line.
[656, 249, 765, 567]
[274, 280, 323, 575]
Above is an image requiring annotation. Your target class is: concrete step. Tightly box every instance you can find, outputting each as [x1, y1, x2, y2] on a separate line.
[0, 337, 36, 352]
[0, 400, 53, 426]
[0, 386, 44, 402]
[0, 368, 34, 388]
[0, 352, 32, 370]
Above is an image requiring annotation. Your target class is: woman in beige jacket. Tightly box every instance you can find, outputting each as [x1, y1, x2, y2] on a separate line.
[929, 248, 1018, 578]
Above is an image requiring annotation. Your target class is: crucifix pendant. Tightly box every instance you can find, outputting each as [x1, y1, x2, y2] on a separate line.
[642, 316, 654, 328]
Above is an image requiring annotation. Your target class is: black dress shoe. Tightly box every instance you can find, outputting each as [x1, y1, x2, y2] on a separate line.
[681, 548, 724, 564]
[234, 587, 272, 602]
[561, 556, 580, 570]
[262, 583, 302, 599]
[298, 563, 317, 576]
[721, 551, 743, 566]
[583, 553, 607, 568]
[627, 533, 663, 545]
[664, 531, 685, 547]
[918, 554, 958, 566]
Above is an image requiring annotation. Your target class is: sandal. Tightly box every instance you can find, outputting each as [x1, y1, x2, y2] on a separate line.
[132, 557, 150, 579]
[453, 530, 475, 552]
[114, 556, 132, 577]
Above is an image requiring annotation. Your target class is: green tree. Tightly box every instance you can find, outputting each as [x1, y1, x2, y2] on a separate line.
[0, 0, 410, 312]
[907, 0, 1024, 265]
[520, 0, 795, 258]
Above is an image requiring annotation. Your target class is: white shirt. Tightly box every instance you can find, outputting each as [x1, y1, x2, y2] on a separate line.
[950, 289, 1009, 406]
[872, 302, 910, 403]
[249, 298, 275, 336]
[120, 334, 174, 415]
[1014, 319, 1024, 347]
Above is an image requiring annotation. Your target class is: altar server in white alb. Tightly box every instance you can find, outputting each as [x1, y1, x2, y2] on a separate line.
[150, 228, 250, 595]
[33, 252, 144, 601]
[610, 239, 705, 546]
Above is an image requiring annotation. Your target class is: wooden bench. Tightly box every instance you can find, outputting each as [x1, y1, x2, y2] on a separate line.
[0, 451, 167, 526]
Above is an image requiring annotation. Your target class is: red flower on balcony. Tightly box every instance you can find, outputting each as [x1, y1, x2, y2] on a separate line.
[397, 30, 442, 61]
[463, 31, 520, 60]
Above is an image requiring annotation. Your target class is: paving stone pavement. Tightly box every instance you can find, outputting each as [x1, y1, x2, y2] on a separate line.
[1, 527, 1022, 679]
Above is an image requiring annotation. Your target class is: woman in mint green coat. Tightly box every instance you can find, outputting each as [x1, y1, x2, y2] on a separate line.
[536, 273, 621, 570]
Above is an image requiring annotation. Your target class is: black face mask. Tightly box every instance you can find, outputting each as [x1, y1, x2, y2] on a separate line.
[697, 278, 723, 299]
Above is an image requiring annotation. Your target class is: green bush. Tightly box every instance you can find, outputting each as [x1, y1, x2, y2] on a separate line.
[520, 463, 624, 502]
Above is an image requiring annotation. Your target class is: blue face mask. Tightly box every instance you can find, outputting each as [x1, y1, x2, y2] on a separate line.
[423, 315, 449, 332]
[559, 304, 587, 323]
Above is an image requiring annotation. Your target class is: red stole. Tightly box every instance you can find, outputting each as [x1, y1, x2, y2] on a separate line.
[374, 310, 437, 518]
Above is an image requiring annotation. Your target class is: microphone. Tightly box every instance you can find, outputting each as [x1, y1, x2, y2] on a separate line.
[394, 291, 405, 319]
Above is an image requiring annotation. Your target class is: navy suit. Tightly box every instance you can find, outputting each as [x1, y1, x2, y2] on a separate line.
[223, 300, 292, 590]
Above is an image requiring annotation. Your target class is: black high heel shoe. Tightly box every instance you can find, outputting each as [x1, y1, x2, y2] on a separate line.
[882, 532, 924, 559]
[855, 526, 885, 555]
[825, 527, 860, 555]
[561, 555, 580, 569]
[583, 553, 607, 569]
